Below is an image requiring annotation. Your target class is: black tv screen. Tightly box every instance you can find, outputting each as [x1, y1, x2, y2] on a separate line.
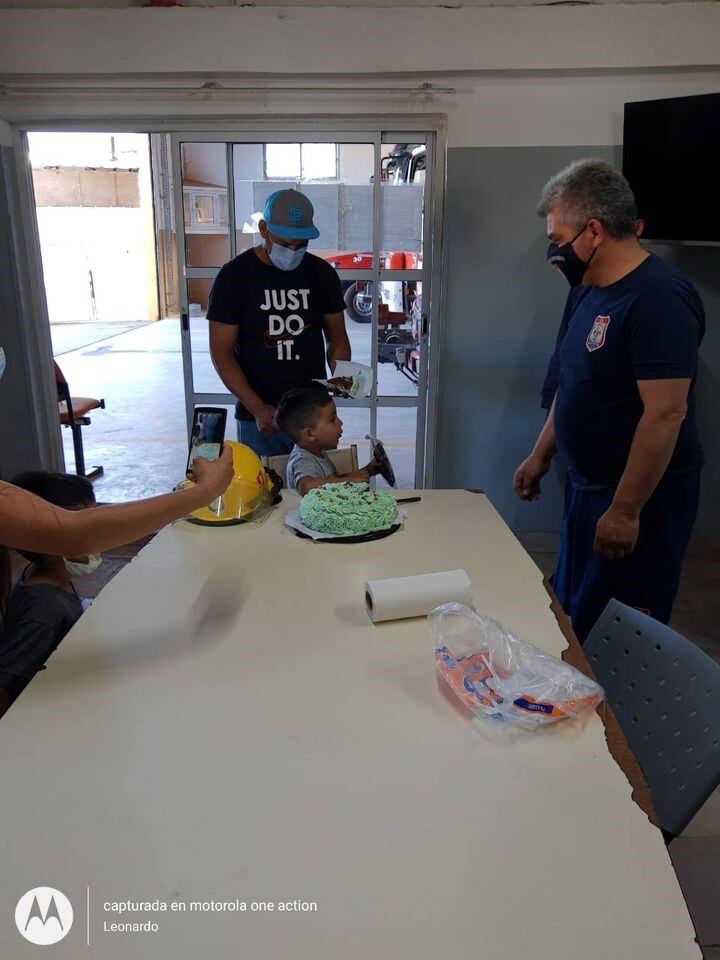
[623, 92, 720, 244]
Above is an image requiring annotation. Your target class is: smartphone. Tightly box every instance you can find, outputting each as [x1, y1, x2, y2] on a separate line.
[186, 407, 227, 474]
[366, 435, 396, 487]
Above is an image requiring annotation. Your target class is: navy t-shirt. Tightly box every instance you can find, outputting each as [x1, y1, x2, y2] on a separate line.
[206, 249, 345, 420]
[554, 254, 705, 488]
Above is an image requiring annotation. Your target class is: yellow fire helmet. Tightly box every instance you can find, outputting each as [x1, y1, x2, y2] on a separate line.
[178, 440, 277, 526]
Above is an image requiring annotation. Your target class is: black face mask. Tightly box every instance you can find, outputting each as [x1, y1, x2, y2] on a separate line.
[546, 224, 596, 287]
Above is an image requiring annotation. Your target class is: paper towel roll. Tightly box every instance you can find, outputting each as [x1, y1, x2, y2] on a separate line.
[365, 570, 472, 623]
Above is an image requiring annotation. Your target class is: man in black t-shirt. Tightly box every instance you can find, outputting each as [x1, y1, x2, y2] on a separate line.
[207, 189, 350, 456]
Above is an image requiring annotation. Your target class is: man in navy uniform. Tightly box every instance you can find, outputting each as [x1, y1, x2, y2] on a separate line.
[208, 189, 350, 457]
[514, 159, 704, 642]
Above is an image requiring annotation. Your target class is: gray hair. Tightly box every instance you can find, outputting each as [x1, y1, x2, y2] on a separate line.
[537, 158, 638, 239]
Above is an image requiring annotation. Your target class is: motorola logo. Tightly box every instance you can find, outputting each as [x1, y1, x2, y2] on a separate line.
[15, 887, 73, 945]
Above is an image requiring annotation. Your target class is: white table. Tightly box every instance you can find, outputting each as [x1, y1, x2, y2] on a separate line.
[0, 491, 701, 958]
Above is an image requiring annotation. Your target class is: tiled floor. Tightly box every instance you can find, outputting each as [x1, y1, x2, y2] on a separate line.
[519, 531, 720, 959]
[516, 531, 720, 664]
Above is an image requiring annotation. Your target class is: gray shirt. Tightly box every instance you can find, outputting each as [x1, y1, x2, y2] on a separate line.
[0, 570, 83, 702]
[286, 444, 336, 492]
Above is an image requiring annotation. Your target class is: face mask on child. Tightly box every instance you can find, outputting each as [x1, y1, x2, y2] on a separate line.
[64, 554, 102, 577]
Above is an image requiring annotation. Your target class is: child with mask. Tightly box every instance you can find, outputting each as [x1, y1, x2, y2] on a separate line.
[0, 472, 98, 714]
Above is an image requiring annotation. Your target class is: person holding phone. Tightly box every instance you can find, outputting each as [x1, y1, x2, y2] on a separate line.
[0, 448, 233, 563]
[208, 190, 351, 457]
[186, 408, 227, 474]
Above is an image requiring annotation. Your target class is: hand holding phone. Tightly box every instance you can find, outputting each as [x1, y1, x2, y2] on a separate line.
[191, 446, 234, 500]
[187, 407, 228, 476]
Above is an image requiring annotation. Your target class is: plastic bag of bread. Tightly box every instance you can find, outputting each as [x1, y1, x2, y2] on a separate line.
[430, 603, 603, 729]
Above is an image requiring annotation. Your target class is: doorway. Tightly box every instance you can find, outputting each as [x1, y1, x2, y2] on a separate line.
[170, 131, 435, 488]
[22, 122, 441, 497]
[26, 131, 184, 500]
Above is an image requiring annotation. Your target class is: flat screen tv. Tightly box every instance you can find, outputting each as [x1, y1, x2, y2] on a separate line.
[623, 92, 720, 244]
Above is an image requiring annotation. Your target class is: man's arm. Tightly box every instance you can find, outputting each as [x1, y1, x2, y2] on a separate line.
[209, 321, 277, 436]
[594, 378, 691, 559]
[0, 451, 233, 557]
[322, 312, 351, 374]
[513, 399, 558, 500]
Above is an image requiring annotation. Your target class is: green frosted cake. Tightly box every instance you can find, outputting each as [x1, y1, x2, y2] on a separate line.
[300, 482, 398, 536]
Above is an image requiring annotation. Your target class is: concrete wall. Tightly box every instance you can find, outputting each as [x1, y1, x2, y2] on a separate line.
[33, 166, 139, 207]
[645, 244, 720, 537]
[1, 5, 719, 77]
[437, 146, 614, 530]
[35, 207, 154, 324]
[439, 146, 720, 537]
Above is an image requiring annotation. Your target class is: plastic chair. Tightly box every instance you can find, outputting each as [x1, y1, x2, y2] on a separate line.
[55, 361, 105, 479]
[585, 599, 720, 836]
[263, 445, 358, 489]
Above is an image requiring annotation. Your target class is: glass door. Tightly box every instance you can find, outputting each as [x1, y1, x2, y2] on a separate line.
[171, 130, 434, 488]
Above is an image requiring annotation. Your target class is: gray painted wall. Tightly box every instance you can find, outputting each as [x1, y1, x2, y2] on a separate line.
[437, 146, 719, 536]
[645, 243, 720, 537]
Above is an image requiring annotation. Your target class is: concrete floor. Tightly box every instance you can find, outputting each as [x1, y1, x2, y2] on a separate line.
[51, 321, 144, 356]
[54, 316, 419, 501]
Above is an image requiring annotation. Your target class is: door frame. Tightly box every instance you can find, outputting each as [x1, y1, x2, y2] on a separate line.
[170, 124, 445, 488]
[0, 123, 64, 473]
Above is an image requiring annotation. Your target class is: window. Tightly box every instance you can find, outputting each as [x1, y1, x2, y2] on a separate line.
[264, 143, 338, 181]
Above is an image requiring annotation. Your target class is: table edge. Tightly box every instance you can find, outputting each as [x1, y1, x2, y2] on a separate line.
[544, 578, 659, 828]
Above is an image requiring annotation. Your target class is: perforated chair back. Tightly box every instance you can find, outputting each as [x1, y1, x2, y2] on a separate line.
[585, 600, 720, 835]
[325, 444, 358, 475]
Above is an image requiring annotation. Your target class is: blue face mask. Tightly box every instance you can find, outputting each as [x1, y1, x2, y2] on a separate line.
[268, 240, 306, 272]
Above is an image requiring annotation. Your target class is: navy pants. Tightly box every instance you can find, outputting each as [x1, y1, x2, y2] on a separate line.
[554, 471, 700, 644]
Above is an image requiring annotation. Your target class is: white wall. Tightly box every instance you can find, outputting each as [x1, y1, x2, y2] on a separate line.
[1, 5, 719, 76]
[0, 5, 719, 151]
[182, 142, 227, 186]
[36, 207, 153, 324]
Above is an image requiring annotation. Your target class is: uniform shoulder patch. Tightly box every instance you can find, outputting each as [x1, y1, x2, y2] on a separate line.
[586, 315, 611, 352]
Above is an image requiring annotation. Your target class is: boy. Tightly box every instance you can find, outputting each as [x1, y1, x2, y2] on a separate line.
[275, 386, 380, 495]
[0, 472, 99, 716]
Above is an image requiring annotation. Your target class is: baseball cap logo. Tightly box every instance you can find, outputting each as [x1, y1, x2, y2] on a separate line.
[15, 887, 73, 945]
[289, 203, 304, 224]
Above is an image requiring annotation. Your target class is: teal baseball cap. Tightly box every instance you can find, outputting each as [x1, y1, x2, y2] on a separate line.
[262, 189, 320, 241]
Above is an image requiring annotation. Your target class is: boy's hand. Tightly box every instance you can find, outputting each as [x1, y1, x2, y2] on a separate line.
[363, 458, 382, 477]
[191, 446, 234, 499]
